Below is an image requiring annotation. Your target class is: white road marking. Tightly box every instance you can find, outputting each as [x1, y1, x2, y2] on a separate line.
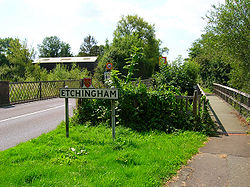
[0, 104, 68, 123]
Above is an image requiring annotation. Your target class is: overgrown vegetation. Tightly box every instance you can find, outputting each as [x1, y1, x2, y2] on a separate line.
[75, 48, 216, 135]
[188, 0, 249, 93]
[0, 123, 207, 186]
[153, 56, 199, 95]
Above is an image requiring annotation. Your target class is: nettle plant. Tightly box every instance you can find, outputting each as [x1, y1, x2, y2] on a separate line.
[74, 47, 215, 134]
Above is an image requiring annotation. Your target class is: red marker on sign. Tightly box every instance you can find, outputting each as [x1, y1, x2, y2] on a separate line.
[83, 78, 92, 88]
[106, 63, 113, 70]
[159, 57, 167, 65]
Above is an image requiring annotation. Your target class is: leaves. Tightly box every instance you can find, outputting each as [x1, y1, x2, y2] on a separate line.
[189, 0, 249, 92]
[78, 35, 102, 57]
[38, 36, 72, 57]
[94, 14, 164, 81]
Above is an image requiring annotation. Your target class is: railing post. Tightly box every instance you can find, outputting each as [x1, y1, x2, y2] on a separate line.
[0, 81, 10, 106]
[198, 95, 201, 117]
[248, 97, 249, 117]
[193, 90, 198, 116]
[39, 82, 42, 99]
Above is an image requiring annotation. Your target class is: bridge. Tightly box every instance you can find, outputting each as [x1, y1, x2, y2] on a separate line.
[0, 80, 249, 186]
[169, 84, 249, 187]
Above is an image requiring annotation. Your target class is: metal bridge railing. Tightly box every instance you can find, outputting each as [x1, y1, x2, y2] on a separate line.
[213, 83, 250, 117]
[9, 80, 80, 104]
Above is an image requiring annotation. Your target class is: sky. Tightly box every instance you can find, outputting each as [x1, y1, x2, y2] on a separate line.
[0, 0, 224, 61]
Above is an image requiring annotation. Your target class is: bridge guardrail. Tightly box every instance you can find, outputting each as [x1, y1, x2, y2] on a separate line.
[9, 80, 80, 105]
[213, 83, 249, 118]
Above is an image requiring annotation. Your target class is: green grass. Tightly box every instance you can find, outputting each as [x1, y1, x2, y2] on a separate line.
[200, 86, 213, 94]
[0, 123, 207, 186]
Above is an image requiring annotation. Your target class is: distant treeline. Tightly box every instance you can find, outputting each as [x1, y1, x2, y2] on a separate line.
[1, 1, 249, 94]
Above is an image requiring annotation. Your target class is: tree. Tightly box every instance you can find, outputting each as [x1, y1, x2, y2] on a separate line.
[60, 42, 72, 57]
[78, 35, 99, 56]
[0, 38, 35, 81]
[204, 0, 249, 92]
[38, 36, 72, 57]
[0, 38, 18, 67]
[188, 32, 231, 88]
[95, 15, 167, 80]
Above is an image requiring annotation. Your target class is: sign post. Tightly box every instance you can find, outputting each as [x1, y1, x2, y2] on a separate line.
[65, 97, 69, 137]
[60, 79, 119, 139]
[111, 99, 116, 139]
[65, 86, 69, 137]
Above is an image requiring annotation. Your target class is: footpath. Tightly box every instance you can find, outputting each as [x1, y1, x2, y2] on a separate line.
[167, 95, 249, 187]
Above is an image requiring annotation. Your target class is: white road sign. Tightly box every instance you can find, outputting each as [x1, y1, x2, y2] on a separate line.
[59, 88, 119, 99]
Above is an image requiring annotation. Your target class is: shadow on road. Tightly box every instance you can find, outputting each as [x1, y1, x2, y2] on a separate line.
[208, 102, 228, 136]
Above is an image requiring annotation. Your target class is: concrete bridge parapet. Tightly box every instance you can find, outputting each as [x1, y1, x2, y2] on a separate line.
[0, 81, 9, 106]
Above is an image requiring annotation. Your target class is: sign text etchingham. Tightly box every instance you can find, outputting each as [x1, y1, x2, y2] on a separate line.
[59, 88, 118, 99]
[60, 86, 118, 139]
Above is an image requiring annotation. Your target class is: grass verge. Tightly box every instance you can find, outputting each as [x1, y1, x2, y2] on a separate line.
[0, 122, 207, 186]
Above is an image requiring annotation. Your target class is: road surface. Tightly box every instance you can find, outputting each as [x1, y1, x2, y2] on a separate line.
[0, 98, 76, 151]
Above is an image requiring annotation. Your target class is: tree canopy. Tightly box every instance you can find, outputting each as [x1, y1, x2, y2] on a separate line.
[188, 0, 249, 92]
[78, 35, 102, 57]
[0, 38, 37, 81]
[95, 15, 167, 80]
[38, 36, 72, 57]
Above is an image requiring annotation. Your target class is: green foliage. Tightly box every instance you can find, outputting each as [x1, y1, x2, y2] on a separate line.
[75, 82, 215, 134]
[0, 37, 16, 66]
[95, 14, 167, 81]
[0, 38, 35, 82]
[153, 57, 199, 95]
[78, 35, 103, 57]
[0, 37, 90, 82]
[123, 46, 144, 83]
[38, 36, 72, 57]
[0, 123, 207, 186]
[188, 33, 231, 89]
[76, 49, 215, 135]
[47, 64, 90, 81]
[189, 0, 249, 93]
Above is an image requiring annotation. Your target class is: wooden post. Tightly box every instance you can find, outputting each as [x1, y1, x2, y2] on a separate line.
[193, 90, 198, 116]
[111, 100, 116, 140]
[201, 98, 205, 121]
[198, 95, 201, 117]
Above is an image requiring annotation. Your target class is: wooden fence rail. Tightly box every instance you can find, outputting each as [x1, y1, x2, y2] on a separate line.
[213, 83, 249, 117]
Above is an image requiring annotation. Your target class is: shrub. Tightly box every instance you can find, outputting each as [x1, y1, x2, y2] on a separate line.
[73, 49, 215, 135]
[73, 81, 215, 134]
[153, 57, 199, 95]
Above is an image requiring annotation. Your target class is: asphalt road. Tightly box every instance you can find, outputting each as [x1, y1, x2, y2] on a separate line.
[0, 98, 76, 151]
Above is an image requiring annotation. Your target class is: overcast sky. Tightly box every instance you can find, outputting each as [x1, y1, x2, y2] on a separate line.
[0, 0, 224, 61]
